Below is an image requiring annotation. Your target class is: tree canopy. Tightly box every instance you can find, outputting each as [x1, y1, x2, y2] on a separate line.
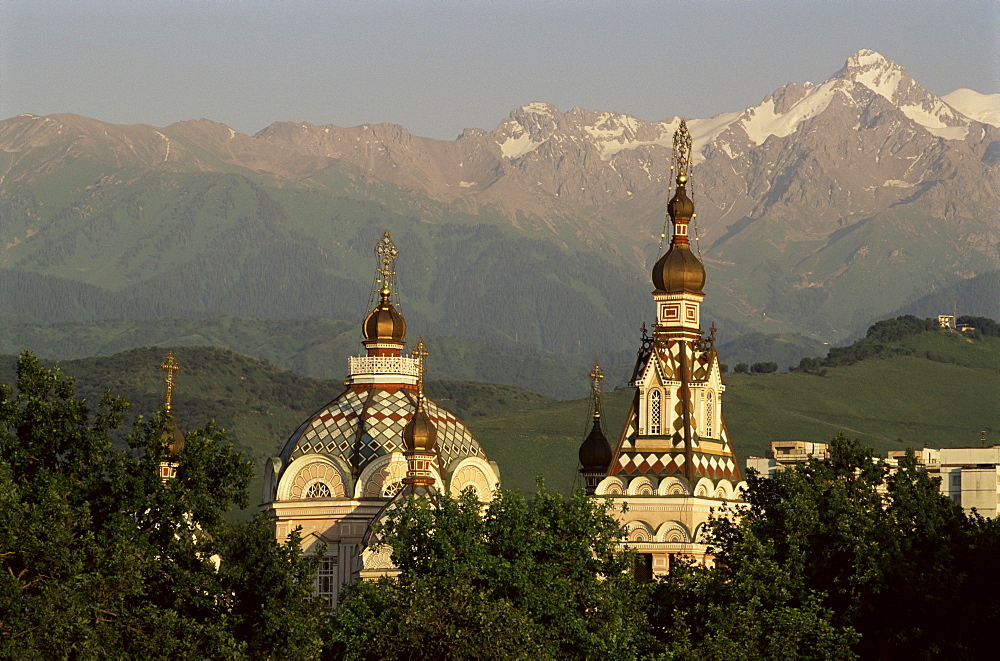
[329, 486, 652, 660]
[0, 352, 326, 659]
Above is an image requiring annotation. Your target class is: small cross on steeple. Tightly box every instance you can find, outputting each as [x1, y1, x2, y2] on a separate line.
[161, 350, 180, 414]
[412, 338, 429, 403]
[589, 362, 604, 420]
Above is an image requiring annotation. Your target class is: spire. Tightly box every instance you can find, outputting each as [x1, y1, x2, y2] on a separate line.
[579, 362, 612, 494]
[403, 338, 438, 486]
[362, 232, 407, 348]
[652, 120, 706, 294]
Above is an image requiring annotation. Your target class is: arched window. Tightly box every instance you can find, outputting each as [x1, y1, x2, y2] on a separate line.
[705, 391, 715, 438]
[305, 482, 332, 498]
[649, 389, 662, 435]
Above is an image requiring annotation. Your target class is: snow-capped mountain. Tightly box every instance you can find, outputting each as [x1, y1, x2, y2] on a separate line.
[1, 50, 997, 343]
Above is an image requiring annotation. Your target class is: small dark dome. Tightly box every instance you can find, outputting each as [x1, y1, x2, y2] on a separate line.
[579, 417, 612, 471]
[667, 180, 694, 221]
[403, 404, 438, 453]
[363, 288, 407, 342]
[652, 244, 706, 293]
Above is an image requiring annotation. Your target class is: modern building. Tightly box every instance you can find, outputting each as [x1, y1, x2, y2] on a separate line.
[578, 121, 745, 577]
[260, 233, 501, 604]
[748, 441, 1000, 518]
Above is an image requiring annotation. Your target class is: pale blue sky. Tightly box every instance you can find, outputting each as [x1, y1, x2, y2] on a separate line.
[2, 0, 997, 139]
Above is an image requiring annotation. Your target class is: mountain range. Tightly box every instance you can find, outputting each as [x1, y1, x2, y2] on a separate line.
[1, 50, 997, 386]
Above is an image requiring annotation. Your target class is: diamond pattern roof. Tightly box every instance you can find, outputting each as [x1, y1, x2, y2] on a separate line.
[279, 388, 485, 477]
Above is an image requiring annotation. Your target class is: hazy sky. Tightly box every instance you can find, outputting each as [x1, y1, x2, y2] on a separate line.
[3, 0, 997, 140]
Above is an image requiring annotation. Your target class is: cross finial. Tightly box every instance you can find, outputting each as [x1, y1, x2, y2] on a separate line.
[160, 350, 181, 415]
[413, 337, 429, 403]
[672, 119, 692, 182]
[589, 361, 604, 420]
[374, 231, 399, 297]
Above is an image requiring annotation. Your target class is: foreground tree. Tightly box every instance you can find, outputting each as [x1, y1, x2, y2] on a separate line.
[0, 353, 325, 658]
[649, 434, 1000, 659]
[329, 487, 652, 660]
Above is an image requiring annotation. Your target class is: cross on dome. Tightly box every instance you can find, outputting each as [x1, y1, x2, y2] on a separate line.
[161, 350, 181, 414]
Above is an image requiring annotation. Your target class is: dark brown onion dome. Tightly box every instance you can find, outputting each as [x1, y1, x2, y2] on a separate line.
[363, 287, 407, 342]
[162, 417, 185, 457]
[578, 416, 612, 471]
[652, 243, 706, 293]
[667, 180, 695, 221]
[403, 402, 438, 453]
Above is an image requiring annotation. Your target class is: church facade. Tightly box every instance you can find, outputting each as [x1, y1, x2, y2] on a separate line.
[579, 121, 745, 577]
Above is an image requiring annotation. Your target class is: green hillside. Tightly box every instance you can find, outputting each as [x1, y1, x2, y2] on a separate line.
[2, 322, 995, 506]
[472, 326, 1000, 494]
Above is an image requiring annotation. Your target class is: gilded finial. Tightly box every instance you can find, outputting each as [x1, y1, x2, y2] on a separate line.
[375, 231, 399, 299]
[160, 350, 180, 415]
[672, 119, 692, 183]
[589, 362, 604, 420]
[412, 337, 429, 404]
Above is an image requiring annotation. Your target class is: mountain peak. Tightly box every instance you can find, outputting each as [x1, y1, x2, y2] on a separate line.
[835, 49, 911, 101]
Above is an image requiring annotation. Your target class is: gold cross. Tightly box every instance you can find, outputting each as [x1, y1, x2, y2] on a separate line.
[589, 361, 604, 418]
[374, 231, 399, 293]
[161, 350, 181, 414]
[412, 337, 429, 400]
[673, 119, 692, 179]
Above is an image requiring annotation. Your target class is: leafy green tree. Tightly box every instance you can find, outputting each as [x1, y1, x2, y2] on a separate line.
[649, 434, 1000, 659]
[0, 352, 326, 659]
[329, 487, 652, 660]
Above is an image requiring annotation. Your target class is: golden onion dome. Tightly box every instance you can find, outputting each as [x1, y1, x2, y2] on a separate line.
[403, 402, 438, 453]
[652, 244, 706, 293]
[162, 417, 185, 457]
[652, 179, 706, 294]
[578, 416, 612, 471]
[363, 286, 407, 342]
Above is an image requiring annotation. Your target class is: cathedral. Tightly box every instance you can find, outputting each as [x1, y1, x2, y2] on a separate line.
[260, 121, 742, 594]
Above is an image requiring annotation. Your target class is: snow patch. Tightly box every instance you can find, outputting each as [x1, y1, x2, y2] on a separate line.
[228, 128, 236, 139]
[740, 79, 839, 145]
[883, 179, 914, 188]
[459, 181, 476, 188]
[942, 88, 1000, 127]
[900, 103, 969, 139]
[499, 131, 545, 159]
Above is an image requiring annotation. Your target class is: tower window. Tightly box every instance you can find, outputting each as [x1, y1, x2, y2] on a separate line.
[649, 390, 662, 435]
[705, 391, 715, 439]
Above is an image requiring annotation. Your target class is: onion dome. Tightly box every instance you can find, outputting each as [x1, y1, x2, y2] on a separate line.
[363, 285, 407, 342]
[162, 418, 185, 457]
[652, 177, 707, 294]
[403, 399, 438, 453]
[579, 415, 612, 471]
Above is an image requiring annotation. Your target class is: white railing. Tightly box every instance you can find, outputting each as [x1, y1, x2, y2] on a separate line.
[349, 356, 421, 377]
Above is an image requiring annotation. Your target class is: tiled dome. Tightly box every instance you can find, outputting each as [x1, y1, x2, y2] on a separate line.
[277, 388, 485, 476]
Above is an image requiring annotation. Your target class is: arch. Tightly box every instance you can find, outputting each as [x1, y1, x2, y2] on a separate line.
[276, 454, 350, 501]
[714, 479, 734, 501]
[694, 477, 714, 499]
[692, 522, 709, 543]
[356, 454, 417, 499]
[627, 476, 657, 496]
[624, 520, 654, 543]
[655, 521, 692, 544]
[446, 456, 499, 502]
[595, 476, 627, 496]
[734, 481, 749, 498]
[657, 476, 690, 496]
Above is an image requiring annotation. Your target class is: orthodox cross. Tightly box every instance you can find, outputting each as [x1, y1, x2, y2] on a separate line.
[672, 119, 692, 180]
[589, 361, 604, 420]
[161, 350, 180, 415]
[374, 231, 399, 296]
[412, 337, 429, 403]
